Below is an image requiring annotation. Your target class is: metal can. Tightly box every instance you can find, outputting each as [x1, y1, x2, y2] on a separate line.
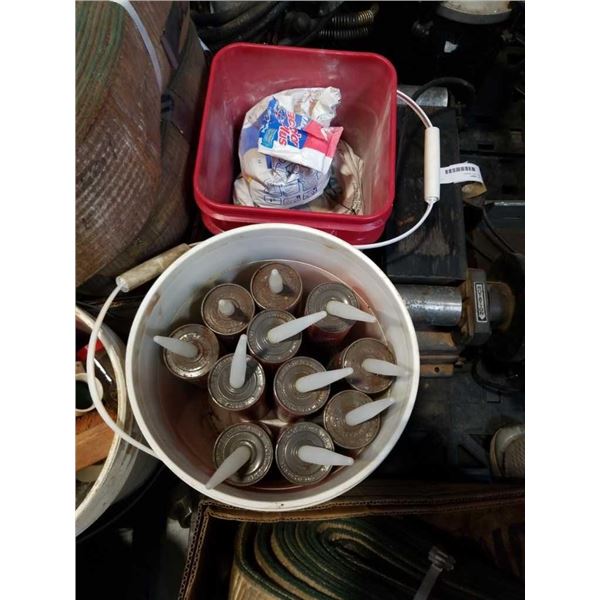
[275, 422, 335, 485]
[250, 262, 303, 314]
[304, 282, 360, 346]
[212, 422, 273, 487]
[247, 309, 302, 369]
[201, 283, 255, 341]
[162, 324, 220, 387]
[323, 390, 381, 451]
[330, 337, 396, 395]
[208, 354, 268, 424]
[273, 357, 330, 422]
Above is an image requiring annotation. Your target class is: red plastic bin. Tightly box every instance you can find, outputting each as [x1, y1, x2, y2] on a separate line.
[193, 43, 397, 245]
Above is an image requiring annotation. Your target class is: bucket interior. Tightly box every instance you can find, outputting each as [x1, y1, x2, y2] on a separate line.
[196, 44, 396, 218]
[127, 226, 419, 510]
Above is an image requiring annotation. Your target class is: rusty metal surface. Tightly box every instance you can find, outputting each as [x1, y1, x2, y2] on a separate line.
[416, 331, 462, 378]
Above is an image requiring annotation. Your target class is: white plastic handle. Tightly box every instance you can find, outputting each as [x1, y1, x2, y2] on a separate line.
[268, 268, 284, 294]
[295, 367, 353, 393]
[230, 334, 247, 389]
[267, 311, 327, 344]
[153, 335, 198, 359]
[345, 398, 395, 427]
[86, 284, 157, 458]
[361, 358, 405, 377]
[205, 445, 252, 490]
[325, 301, 377, 323]
[297, 446, 354, 467]
[218, 298, 236, 317]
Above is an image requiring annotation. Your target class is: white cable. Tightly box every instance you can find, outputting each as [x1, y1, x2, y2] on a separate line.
[354, 90, 438, 250]
[356, 202, 433, 251]
[85, 284, 158, 458]
[396, 89, 433, 128]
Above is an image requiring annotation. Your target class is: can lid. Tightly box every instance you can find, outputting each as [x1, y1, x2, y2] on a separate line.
[251, 262, 303, 312]
[208, 354, 265, 411]
[305, 282, 359, 333]
[323, 390, 381, 450]
[247, 310, 302, 365]
[274, 357, 329, 416]
[341, 338, 395, 394]
[213, 423, 273, 486]
[276, 422, 334, 485]
[163, 324, 219, 380]
[201, 284, 255, 337]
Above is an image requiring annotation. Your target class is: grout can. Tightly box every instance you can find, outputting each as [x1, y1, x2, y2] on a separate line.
[304, 282, 360, 346]
[273, 357, 330, 422]
[208, 354, 268, 424]
[250, 262, 303, 314]
[247, 309, 302, 369]
[330, 337, 396, 395]
[323, 390, 381, 452]
[275, 422, 335, 485]
[161, 324, 220, 387]
[201, 283, 255, 342]
[212, 422, 274, 487]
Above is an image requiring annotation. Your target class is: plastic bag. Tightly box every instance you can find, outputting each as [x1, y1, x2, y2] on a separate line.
[233, 87, 344, 209]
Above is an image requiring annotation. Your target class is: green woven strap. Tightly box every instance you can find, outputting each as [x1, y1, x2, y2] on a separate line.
[232, 518, 524, 600]
[75, 1, 124, 143]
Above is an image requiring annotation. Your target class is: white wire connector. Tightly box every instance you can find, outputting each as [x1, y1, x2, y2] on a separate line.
[424, 127, 441, 204]
[355, 91, 440, 251]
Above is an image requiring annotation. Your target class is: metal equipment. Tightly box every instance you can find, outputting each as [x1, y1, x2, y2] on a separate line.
[396, 253, 523, 378]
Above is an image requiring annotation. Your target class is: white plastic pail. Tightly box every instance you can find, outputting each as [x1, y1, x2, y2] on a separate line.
[125, 225, 419, 511]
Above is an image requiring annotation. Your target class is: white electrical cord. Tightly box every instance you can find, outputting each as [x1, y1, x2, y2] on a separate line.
[396, 88, 433, 128]
[85, 283, 158, 458]
[355, 89, 440, 251]
[357, 203, 434, 251]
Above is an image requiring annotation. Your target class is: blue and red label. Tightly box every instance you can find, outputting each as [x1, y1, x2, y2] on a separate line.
[259, 98, 310, 149]
[257, 97, 342, 173]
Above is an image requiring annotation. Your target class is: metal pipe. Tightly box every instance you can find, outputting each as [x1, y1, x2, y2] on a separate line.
[395, 285, 463, 327]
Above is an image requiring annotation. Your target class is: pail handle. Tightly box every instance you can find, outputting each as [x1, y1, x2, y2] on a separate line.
[85, 244, 190, 458]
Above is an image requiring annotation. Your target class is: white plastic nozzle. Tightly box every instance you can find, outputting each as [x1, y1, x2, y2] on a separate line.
[218, 298, 236, 317]
[295, 367, 353, 393]
[267, 311, 327, 344]
[297, 445, 354, 467]
[153, 335, 198, 359]
[345, 397, 396, 427]
[424, 126, 441, 204]
[361, 358, 405, 377]
[325, 301, 377, 323]
[268, 268, 284, 294]
[229, 334, 248, 389]
[205, 445, 252, 490]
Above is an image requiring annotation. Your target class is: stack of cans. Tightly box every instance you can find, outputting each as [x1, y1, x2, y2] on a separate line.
[155, 261, 403, 490]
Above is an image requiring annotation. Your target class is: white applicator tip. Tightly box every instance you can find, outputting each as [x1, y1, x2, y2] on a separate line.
[218, 298, 236, 317]
[361, 358, 405, 377]
[267, 311, 327, 344]
[205, 445, 252, 490]
[153, 335, 198, 359]
[345, 397, 396, 427]
[268, 268, 284, 294]
[295, 367, 353, 393]
[297, 445, 354, 467]
[326, 301, 377, 323]
[229, 334, 248, 389]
